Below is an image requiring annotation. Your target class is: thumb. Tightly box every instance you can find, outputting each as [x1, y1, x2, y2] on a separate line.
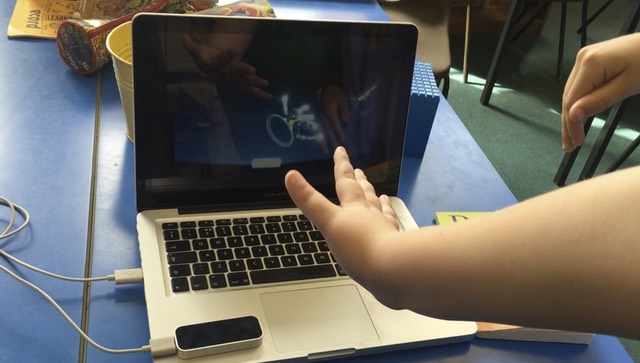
[285, 170, 338, 230]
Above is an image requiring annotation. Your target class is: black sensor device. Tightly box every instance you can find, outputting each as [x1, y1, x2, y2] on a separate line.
[175, 316, 263, 359]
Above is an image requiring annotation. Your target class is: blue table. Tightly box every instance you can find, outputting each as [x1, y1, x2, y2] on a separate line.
[0, 0, 634, 362]
[0, 1, 98, 361]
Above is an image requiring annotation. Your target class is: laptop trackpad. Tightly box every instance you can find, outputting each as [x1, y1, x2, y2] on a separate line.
[260, 285, 379, 353]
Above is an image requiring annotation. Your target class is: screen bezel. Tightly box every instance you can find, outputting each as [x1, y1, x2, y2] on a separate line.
[131, 14, 418, 213]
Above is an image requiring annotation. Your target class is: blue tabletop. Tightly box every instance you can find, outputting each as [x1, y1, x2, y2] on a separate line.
[0, 0, 634, 362]
[0, 1, 98, 361]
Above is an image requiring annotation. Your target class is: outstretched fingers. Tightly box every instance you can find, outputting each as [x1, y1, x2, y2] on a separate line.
[333, 147, 369, 207]
[284, 170, 338, 231]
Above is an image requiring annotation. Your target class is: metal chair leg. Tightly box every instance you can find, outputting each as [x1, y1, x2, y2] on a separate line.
[553, 117, 593, 186]
[480, 0, 522, 105]
[578, 99, 629, 180]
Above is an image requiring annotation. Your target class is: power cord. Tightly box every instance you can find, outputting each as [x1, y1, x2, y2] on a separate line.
[0, 196, 154, 355]
[0, 197, 141, 284]
[0, 264, 151, 354]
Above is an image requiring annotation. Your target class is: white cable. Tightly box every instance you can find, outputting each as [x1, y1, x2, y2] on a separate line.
[0, 196, 29, 239]
[1, 197, 151, 355]
[0, 263, 150, 354]
[0, 197, 114, 282]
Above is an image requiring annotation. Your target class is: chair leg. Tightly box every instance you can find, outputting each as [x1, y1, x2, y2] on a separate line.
[618, 1, 640, 35]
[606, 134, 640, 172]
[580, 0, 589, 46]
[480, 0, 522, 105]
[463, 1, 471, 84]
[556, 0, 568, 80]
[553, 116, 593, 186]
[577, 0, 614, 33]
[578, 99, 630, 180]
[441, 74, 450, 98]
[511, 2, 550, 42]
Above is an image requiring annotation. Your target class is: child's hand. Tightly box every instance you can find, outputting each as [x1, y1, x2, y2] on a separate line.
[284, 147, 400, 294]
[562, 33, 640, 151]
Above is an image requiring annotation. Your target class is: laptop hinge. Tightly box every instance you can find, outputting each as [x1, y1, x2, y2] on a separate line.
[177, 201, 297, 215]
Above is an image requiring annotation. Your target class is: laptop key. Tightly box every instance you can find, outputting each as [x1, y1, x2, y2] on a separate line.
[163, 229, 180, 241]
[314, 253, 331, 264]
[309, 231, 324, 241]
[292, 232, 309, 242]
[264, 257, 281, 268]
[192, 239, 208, 250]
[199, 250, 216, 261]
[227, 236, 243, 248]
[244, 235, 260, 246]
[211, 261, 228, 273]
[261, 234, 277, 245]
[297, 220, 314, 231]
[297, 254, 314, 265]
[250, 265, 336, 284]
[192, 263, 210, 275]
[276, 233, 293, 244]
[198, 227, 215, 238]
[247, 258, 264, 270]
[165, 240, 190, 252]
[251, 246, 268, 257]
[281, 221, 297, 232]
[233, 225, 249, 235]
[216, 226, 232, 237]
[190, 275, 208, 290]
[281, 256, 298, 267]
[249, 224, 265, 234]
[209, 274, 227, 288]
[265, 223, 281, 233]
[169, 264, 191, 277]
[181, 229, 197, 239]
[171, 277, 190, 292]
[229, 260, 246, 272]
[162, 222, 179, 230]
[167, 252, 197, 264]
[180, 221, 197, 228]
[217, 249, 234, 260]
[228, 272, 250, 287]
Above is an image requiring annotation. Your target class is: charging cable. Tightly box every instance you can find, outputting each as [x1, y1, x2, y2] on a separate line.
[0, 264, 151, 354]
[1, 196, 152, 355]
[0, 197, 143, 284]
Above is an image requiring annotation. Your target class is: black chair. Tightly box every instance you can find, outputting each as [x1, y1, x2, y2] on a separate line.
[480, 0, 589, 106]
[553, 1, 640, 186]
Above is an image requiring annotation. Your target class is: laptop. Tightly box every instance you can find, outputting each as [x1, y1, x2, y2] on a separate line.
[132, 13, 476, 362]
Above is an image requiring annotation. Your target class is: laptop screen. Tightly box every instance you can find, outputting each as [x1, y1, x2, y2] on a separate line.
[132, 14, 417, 212]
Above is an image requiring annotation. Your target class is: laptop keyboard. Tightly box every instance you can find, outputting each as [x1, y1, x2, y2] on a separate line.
[161, 213, 348, 293]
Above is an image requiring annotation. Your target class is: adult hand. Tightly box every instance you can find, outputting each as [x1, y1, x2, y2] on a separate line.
[562, 33, 640, 152]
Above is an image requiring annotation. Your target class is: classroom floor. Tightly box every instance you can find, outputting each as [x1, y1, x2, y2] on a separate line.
[383, 0, 640, 360]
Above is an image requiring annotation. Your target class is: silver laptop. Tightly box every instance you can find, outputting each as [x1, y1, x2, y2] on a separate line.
[132, 13, 475, 362]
